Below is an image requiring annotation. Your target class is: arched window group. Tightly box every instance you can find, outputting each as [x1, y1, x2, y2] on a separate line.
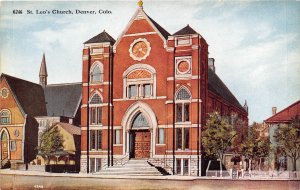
[123, 64, 156, 99]
[89, 93, 102, 125]
[90, 62, 103, 83]
[175, 87, 191, 123]
[0, 109, 11, 124]
[175, 87, 191, 151]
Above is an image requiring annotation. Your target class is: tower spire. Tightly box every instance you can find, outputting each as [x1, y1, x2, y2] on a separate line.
[243, 100, 248, 113]
[39, 53, 48, 86]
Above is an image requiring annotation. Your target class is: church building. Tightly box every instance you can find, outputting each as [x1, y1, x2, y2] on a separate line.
[80, 1, 248, 176]
[0, 54, 82, 171]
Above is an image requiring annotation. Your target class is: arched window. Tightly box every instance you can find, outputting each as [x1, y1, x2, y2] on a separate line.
[0, 109, 11, 124]
[1, 131, 8, 140]
[175, 88, 191, 123]
[90, 62, 103, 83]
[132, 113, 149, 129]
[176, 88, 191, 100]
[89, 93, 102, 125]
[123, 64, 156, 99]
[90, 94, 102, 104]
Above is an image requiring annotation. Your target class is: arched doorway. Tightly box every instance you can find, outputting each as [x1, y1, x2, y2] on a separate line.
[1, 130, 9, 160]
[122, 101, 157, 159]
[129, 112, 151, 159]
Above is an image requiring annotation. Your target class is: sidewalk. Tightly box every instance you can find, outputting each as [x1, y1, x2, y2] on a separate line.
[1, 169, 299, 181]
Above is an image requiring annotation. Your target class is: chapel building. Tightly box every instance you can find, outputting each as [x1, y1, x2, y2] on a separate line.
[80, 1, 248, 176]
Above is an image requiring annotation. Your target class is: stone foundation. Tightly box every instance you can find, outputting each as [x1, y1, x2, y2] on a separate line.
[148, 156, 201, 176]
[80, 156, 87, 173]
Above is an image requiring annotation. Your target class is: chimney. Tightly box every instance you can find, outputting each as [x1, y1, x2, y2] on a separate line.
[272, 107, 277, 115]
[208, 58, 215, 72]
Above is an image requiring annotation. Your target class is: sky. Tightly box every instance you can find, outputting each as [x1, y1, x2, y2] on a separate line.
[0, 0, 300, 124]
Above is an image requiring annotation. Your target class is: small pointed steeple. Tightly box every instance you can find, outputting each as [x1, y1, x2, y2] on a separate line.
[243, 100, 248, 113]
[39, 53, 48, 86]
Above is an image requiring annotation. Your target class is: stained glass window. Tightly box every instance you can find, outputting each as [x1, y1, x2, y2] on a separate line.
[132, 113, 149, 128]
[176, 88, 191, 100]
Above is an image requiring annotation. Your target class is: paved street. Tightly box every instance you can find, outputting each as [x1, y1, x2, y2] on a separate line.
[0, 170, 299, 190]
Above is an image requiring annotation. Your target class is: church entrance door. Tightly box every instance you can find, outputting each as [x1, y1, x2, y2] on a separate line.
[129, 130, 150, 159]
[1, 131, 8, 160]
[134, 130, 150, 159]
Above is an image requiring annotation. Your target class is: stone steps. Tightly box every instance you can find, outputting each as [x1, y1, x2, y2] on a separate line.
[98, 159, 162, 176]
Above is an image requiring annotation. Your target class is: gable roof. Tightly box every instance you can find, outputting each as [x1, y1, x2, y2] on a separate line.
[146, 14, 170, 39]
[113, 8, 170, 49]
[265, 100, 300, 124]
[84, 30, 116, 45]
[43, 83, 82, 118]
[208, 69, 245, 112]
[173, 25, 199, 36]
[56, 122, 81, 135]
[1, 73, 47, 117]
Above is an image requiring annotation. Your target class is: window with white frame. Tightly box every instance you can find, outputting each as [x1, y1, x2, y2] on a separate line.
[176, 37, 191, 46]
[0, 109, 11, 124]
[175, 88, 191, 123]
[89, 94, 102, 125]
[176, 128, 189, 150]
[89, 158, 101, 173]
[90, 62, 103, 83]
[158, 128, 165, 144]
[176, 158, 189, 175]
[10, 140, 16, 151]
[90, 130, 102, 150]
[114, 129, 121, 144]
[124, 69, 154, 99]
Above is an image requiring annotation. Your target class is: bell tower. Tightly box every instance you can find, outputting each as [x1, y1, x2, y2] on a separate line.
[39, 53, 48, 86]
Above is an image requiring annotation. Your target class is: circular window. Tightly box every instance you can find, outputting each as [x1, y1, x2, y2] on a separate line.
[129, 38, 151, 61]
[177, 60, 190, 74]
[1, 88, 8, 98]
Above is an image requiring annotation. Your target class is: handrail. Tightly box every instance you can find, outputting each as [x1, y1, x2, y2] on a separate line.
[1, 156, 9, 167]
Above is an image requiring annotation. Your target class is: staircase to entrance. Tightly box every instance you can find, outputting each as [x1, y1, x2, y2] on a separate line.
[1, 158, 10, 169]
[98, 159, 163, 176]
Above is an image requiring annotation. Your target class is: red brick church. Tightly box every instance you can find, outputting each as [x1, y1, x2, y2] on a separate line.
[80, 1, 248, 176]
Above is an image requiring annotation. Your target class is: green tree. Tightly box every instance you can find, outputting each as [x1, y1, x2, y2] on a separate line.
[274, 116, 300, 171]
[240, 123, 270, 171]
[202, 112, 236, 167]
[37, 125, 64, 164]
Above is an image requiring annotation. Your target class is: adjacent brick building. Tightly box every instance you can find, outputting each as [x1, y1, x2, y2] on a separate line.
[0, 54, 82, 170]
[80, 2, 248, 176]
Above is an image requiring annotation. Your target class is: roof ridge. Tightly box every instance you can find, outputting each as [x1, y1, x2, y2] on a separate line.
[173, 24, 199, 36]
[1, 73, 40, 86]
[45, 82, 82, 86]
[145, 13, 170, 39]
[84, 30, 116, 44]
[208, 69, 245, 112]
[265, 100, 300, 122]
[210, 69, 242, 105]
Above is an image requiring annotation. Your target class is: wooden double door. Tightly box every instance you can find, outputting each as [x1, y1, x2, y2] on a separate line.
[130, 130, 151, 159]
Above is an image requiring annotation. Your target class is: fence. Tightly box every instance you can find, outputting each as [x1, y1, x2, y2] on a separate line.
[245, 170, 300, 179]
[206, 170, 300, 179]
